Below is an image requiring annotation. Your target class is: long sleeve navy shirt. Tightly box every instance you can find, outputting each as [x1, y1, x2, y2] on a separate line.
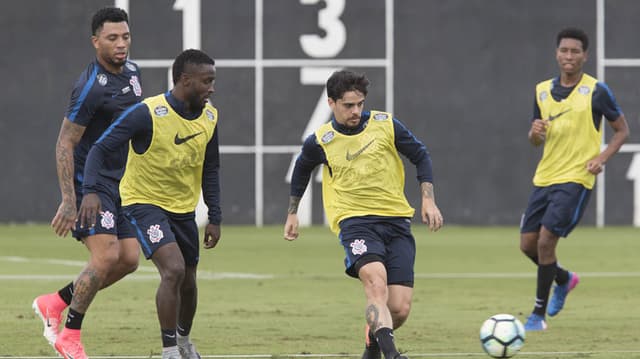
[290, 111, 433, 197]
[83, 91, 222, 224]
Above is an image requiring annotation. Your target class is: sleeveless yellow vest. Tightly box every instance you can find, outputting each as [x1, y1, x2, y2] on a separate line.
[533, 74, 600, 189]
[120, 94, 218, 212]
[315, 111, 414, 234]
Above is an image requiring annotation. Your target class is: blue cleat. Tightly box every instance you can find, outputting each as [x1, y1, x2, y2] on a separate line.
[524, 313, 548, 331]
[548, 272, 580, 317]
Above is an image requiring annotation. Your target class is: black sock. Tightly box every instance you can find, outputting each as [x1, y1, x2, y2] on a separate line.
[161, 329, 177, 348]
[527, 256, 569, 285]
[375, 327, 399, 359]
[64, 308, 84, 330]
[177, 323, 192, 337]
[555, 264, 570, 285]
[58, 282, 74, 306]
[366, 327, 378, 349]
[533, 262, 557, 316]
[365, 327, 380, 356]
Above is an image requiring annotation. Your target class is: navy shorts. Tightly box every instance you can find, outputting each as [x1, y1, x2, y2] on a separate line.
[339, 216, 416, 286]
[72, 182, 135, 241]
[124, 204, 200, 266]
[520, 182, 591, 237]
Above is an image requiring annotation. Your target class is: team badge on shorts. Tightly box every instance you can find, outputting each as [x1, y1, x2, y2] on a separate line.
[350, 239, 368, 255]
[147, 224, 164, 243]
[100, 211, 115, 229]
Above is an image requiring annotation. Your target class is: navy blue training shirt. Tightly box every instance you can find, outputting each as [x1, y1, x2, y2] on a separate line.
[290, 111, 434, 197]
[65, 59, 143, 183]
[82, 91, 222, 225]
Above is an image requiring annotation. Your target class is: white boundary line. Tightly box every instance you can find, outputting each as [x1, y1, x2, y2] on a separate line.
[4, 350, 640, 358]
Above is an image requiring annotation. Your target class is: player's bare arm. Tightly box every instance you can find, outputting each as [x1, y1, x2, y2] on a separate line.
[421, 182, 443, 232]
[51, 117, 85, 237]
[587, 114, 630, 174]
[528, 119, 548, 147]
[284, 196, 301, 241]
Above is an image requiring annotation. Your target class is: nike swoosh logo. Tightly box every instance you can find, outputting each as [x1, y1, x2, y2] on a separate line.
[174, 132, 203, 145]
[548, 109, 572, 121]
[346, 139, 375, 161]
[45, 309, 51, 327]
[63, 350, 75, 359]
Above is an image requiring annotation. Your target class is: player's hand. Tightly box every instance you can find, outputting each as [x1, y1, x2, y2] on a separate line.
[284, 213, 299, 241]
[51, 199, 77, 237]
[530, 119, 549, 140]
[204, 224, 221, 249]
[421, 199, 443, 232]
[77, 193, 101, 229]
[586, 157, 605, 175]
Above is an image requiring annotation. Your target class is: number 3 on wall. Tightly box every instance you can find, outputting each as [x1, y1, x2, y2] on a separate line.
[299, 0, 346, 58]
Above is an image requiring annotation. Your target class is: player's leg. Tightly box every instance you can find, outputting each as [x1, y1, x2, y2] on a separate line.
[125, 204, 183, 359]
[151, 243, 185, 357]
[173, 215, 201, 359]
[546, 183, 589, 317]
[339, 218, 387, 359]
[387, 285, 413, 329]
[100, 237, 139, 289]
[359, 262, 400, 359]
[103, 196, 141, 287]
[177, 265, 200, 359]
[54, 233, 120, 359]
[524, 225, 559, 329]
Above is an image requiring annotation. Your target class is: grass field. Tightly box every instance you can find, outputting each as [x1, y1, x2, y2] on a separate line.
[1, 224, 639, 358]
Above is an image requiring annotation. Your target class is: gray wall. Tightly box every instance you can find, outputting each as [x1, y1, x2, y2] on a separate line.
[2, 0, 639, 225]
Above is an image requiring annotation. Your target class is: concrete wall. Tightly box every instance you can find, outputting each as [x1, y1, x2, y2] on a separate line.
[2, 0, 639, 226]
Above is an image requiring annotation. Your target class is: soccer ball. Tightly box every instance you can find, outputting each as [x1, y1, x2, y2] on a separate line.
[479, 314, 525, 358]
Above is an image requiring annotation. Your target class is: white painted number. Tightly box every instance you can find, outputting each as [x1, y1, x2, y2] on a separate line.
[299, 0, 346, 58]
[173, 0, 201, 50]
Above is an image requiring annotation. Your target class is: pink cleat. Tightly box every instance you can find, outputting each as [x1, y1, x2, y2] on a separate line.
[54, 328, 88, 359]
[548, 272, 580, 317]
[32, 293, 67, 347]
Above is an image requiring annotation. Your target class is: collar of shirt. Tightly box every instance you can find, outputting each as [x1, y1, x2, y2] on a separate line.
[165, 91, 201, 120]
[331, 111, 371, 135]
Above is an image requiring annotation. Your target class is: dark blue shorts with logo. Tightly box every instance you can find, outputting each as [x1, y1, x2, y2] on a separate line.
[520, 182, 591, 237]
[71, 181, 135, 241]
[124, 204, 200, 266]
[338, 215, 416, 287]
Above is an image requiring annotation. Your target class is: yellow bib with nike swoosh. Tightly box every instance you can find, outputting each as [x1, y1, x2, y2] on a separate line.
[120, 94, 217, 213]
[315, 111, 414, 234]
[533, 74, 600, 189]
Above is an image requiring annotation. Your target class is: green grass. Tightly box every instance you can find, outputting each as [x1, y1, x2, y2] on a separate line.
[1, 224, 639, 358]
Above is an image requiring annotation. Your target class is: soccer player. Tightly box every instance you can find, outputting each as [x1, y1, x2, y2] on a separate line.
[284, 70, 443, 359]
[79, 49, 221, 359]
[32, 7, 142, 359]
[521, 27, 629, 331]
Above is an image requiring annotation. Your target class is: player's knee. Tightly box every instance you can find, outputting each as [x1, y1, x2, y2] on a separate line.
[389, 302, 411, 328]
[158, 262, 186, 287]
[120, 253, 139, 275]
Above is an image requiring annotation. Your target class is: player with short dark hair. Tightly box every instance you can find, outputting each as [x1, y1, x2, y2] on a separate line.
[79, 48, 221, 359]
[32, 7, 142, 359]
[521, 27, 629, 330]
[284, 70, 443, 359]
